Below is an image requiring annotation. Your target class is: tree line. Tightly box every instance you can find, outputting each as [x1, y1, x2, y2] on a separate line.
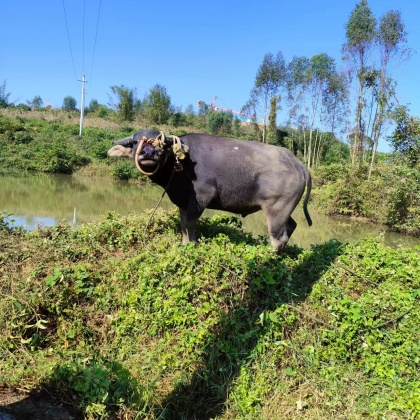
[0, 1, 418, 172]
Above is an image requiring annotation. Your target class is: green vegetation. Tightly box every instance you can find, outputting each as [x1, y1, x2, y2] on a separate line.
[1, 211, 419, 418]
[62, 96, 77, 112]
[0, 110, 418, 236]
[312, 161, 420, 236]
[0, 112, 128, 175]
[0, 80, 12, 108]
[1, 2, 418, 417]
[0, 2, 418, 250]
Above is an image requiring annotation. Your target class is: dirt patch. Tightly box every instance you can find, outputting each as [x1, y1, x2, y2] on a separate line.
[0, 389, 82, 420]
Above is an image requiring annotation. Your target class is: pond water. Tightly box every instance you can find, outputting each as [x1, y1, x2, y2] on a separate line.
[1, 173, 419, 249]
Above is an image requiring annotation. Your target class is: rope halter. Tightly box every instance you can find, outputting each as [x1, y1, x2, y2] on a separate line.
[134, 132, 189, 176]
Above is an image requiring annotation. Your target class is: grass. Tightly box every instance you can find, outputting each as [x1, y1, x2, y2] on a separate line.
[1, 210, 419, 419]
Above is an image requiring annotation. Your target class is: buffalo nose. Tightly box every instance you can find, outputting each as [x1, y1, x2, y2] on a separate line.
[141, 145, 156, 158]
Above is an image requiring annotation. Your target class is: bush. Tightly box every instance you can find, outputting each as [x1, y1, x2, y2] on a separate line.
[14, 131, 33, 144]
[97, 105, 108, 118]
[314, 161, 420, 235]
[31, 141, 90, 174]
[384, 165, 420, 236]
[111, 161, 139, 180]
[317, 165, 377, 217]
[207, 110, 234, 135]
[313, 163, 347, 185]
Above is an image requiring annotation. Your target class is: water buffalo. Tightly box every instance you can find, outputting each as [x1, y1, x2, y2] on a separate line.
[107, 130, 312, 253]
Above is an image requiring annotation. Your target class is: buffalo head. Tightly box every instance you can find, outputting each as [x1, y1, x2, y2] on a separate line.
[107, 129, 185, 175]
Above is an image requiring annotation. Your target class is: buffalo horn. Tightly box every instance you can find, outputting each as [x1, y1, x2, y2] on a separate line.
[163, 135, 174, 145]
[114, 135, 134, 146]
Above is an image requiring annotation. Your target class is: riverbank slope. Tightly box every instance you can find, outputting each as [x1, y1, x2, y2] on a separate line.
[1, 211, 419, 418]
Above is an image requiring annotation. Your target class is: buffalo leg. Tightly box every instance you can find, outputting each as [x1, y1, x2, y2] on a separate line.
[179, 208, 199, 245]
[286, 216, 297, 238]
[264, 205, 297, 253]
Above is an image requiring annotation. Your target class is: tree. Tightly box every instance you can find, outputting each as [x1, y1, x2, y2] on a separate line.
[88, 99, 99, 113]
[183, 104, 197, 126]
[27, 95, 43, 110]
[322, 71, 349, 138]
[207, 109, 233, 135]
[368, 10, 408, 178]
[62, 96, 77, 111]
[241, 90, 263, 141]
[0, 80, 11, 108]
[109, 85, 136, 122]
[343, 0, 376, 165]
[245, 51, 286, 142]
[267, 96, 280, 143]
[389, 106, 420, 167]
[286, 56, 311, 161]
[286, 54, 341, 168]
[168, 106, 186, 127]
[143, 84, 172, 125]
[307, 53, 336, 169]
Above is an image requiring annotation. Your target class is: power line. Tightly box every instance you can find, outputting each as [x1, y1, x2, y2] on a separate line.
[61, 0, 102, 124]
[82, 0, 85, 74]
[62, 0, 78, 82]
[89, 0, 102, 86]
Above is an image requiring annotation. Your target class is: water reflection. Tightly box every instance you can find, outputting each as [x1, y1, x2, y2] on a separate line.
[1, 173, 419, 249]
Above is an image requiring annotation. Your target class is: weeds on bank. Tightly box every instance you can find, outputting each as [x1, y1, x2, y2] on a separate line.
[0, 211, 419, 418]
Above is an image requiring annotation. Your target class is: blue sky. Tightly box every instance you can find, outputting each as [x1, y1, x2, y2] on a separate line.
[1, 0, 419, 152]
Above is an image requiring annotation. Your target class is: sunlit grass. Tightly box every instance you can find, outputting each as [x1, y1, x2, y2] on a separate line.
[1, 211, 419, 418]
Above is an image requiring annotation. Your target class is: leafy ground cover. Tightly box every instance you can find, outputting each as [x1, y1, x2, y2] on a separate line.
[1, 211, 419, 419]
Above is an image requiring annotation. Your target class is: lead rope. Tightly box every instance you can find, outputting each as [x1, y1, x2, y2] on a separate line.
[143, 167, 176, 233]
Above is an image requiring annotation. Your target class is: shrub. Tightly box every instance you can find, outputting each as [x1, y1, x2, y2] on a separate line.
[315, 165, 372, 217]
[14, 131, 33, 144]
[313, 163, 347, 185]
[111, 161, 139, 180]
[384, 165, 420, 236]
[32, 142, 90, 174]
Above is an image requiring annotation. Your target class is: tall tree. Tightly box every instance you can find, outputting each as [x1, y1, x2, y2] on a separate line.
[109, 85, 136, 122]
[241, 89, 263, 141]
[368, 10, 408, 178]
[389, 105, 420, 167]
[286, 56, 311, 161]
[322, 71, 349, 139]
[307, 53, 336, 169]
[0, 80, 12, 108]
[343, 0, 376, 165]
[27, 95, 43, 110]
[267, 96, 280, 143]
[245, 52, 286, 142]
[143, 84, 172, 125]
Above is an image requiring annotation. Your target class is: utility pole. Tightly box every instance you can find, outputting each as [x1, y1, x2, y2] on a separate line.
[79, 74, 87, 137]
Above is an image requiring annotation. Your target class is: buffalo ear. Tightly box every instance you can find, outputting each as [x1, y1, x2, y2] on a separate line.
[107, 145, 132, 157]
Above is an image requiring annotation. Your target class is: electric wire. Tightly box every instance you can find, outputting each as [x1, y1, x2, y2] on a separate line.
[62, 0, 102, 100]
[62, 0, 78, 83]
[82, 0, 86, 75]
[89, 0, 102, 87]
